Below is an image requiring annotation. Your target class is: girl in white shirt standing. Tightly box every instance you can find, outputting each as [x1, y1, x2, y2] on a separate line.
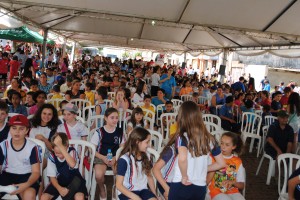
[168, 101, 226, 200]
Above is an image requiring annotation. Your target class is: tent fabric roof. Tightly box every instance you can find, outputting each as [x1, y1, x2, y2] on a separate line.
[1, 0, 300, 52]
[0, 26, 55, 45]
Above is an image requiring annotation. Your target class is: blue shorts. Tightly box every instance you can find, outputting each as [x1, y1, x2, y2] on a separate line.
[168, 182, 206, 200]
[0, 171, 40, 199]
[118, 189, 155, 200]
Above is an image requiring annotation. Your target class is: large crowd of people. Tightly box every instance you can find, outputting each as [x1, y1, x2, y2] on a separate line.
[0, 46, 300, 200]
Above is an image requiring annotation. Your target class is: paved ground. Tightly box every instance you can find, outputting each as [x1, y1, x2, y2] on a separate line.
[94, 144, 278, 200]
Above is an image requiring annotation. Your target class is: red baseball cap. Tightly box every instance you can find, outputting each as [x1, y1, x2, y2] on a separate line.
[9, 114, 29, 127]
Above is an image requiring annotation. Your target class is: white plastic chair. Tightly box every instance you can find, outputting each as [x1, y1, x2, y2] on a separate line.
[210, 130, 227, 144]
[108, 92, 116, 100]
[148, 129, 163, 153]
[204, 121, 222, 132]
[260, 125, 269, 154]
[171, 99, 183, 107]
[160, 113, 177, 145]
[265, 115, 277, 126]
[202, 114, 222, 127]
[70, 99, 92, 118]
[241, 112, 262, 157]
[256, 152, 275, 185]
[156, 104, 165, 125]
[144, 116, 155, 131]
[82, 105, 96, 121]
[180, 94, 193, 102]
[104, 99, 114, 108]
[255, 110, 263, 117]
[142, 109, 155, 123]
[277, 153, 300, 200]
[69, 140, 96, 200]
[198, 96, 208, 105]
[86, 115, 105, 131]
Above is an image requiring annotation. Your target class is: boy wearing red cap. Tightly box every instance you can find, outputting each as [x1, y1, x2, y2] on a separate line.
[0, 114, 40, 199]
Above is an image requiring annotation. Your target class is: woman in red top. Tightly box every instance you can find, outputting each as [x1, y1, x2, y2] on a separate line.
[260, 90, 271, 106]
[9, 55, 20, 81]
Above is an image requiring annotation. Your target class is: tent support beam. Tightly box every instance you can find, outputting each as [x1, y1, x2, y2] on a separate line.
[182, 25, 194, 43]
[41, 14, 73, 25]
[48, 12, 85, 28]
[139, 19, 145, 39]
[262, 0, 297, 32]
[177, 0, 190, 23]
[208, 27, 242, 47]
[41, 28, 48, 69]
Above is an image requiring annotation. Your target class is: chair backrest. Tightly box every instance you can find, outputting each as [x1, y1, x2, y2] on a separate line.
[148, 130, 163, 153]
[83, 105, 96, 121]
[204, 121, 222, 132]
[265, 115, 277, 126]
[144, 116, 154, 131]
[198, 96, 208, 105]
[202, 114, 221, 127]
[171, 99, 183, 107]
[86, 115, 105, 131]
[241, 112, 262, 135]
[156, 104, 165, 124]
[108, 92, 115, 100]
[210, 130, 226, 144]
[180, 94, 193, 102]
[69, 140, 96, 192]
[104, 99, 114, 108]
[233, 105, 241, 123]
[8, 113, 19, 118]
[70, 99, 92, 118]
[277, 153, 300, 197]
[142, 109, 155, 122]
[160, 113, 177, 141]
[136, 102, 156, 111]
[255, 110, 263, 117]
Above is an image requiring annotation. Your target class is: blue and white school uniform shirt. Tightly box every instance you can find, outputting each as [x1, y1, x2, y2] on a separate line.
[47, 146, 80, 179]
[91, 126, 124, 156]
[0, 138, 40, 174]
[172, 133, 221, 186]
[117, 153, 149, 194]
[161, 145, 177, 183]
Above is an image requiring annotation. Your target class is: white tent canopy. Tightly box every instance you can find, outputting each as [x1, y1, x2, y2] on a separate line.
[1, 0, 300, 52]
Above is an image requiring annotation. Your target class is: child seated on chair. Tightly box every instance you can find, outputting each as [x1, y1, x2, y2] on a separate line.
[0, 114, 40, 199]
[85, 82, 95, 105]
[91, 108, 125, 200]
[57, 103, 88, 141]
[8, 90, 28, 116]
[50, 85, 63, 100]
[24, 91, 36, 108]
[41, 133, 88, 200]
[126, 107, 149, 136]
[29, 90, 47, 116]
[141, 95, 155, 119]
[208, 132, 245, 200]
